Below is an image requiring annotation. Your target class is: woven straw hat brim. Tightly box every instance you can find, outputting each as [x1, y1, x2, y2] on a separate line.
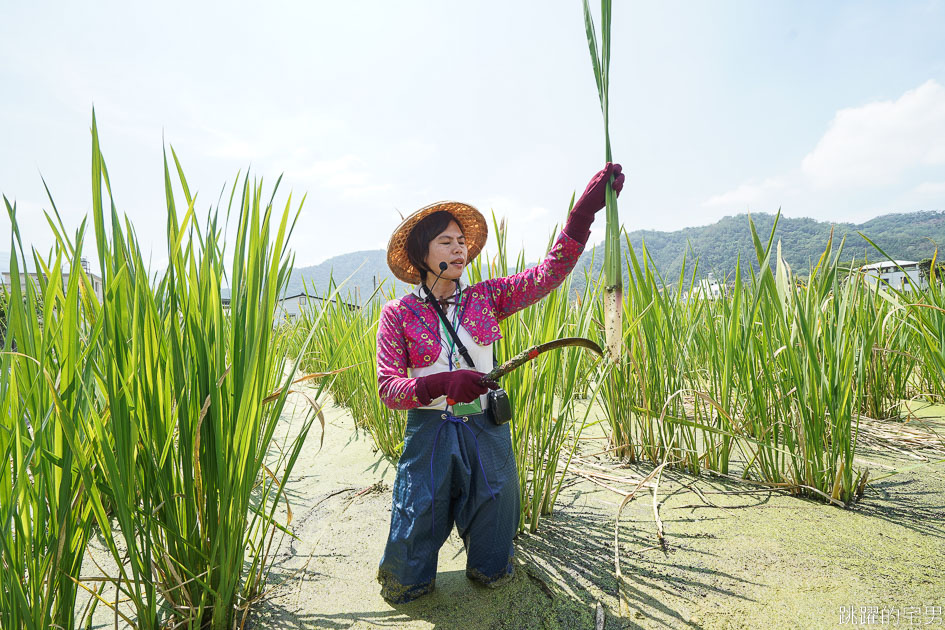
[387, 201, 488, 285]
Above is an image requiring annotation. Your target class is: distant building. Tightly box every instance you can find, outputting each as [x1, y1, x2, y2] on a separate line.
[859, 260, 927, 292]
[275, 293, 358, 322]
[220, 289, 356, 320]
[1, 257, 104, 302]
[684, 273, 724, 301]
[276, 293, 314, 322]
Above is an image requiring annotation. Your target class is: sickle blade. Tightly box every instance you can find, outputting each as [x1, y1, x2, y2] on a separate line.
[480, 337, 604, 384]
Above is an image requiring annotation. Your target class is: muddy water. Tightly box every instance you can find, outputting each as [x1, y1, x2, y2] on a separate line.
[247, 391, 945, 629]
[81, 390, 945, 629]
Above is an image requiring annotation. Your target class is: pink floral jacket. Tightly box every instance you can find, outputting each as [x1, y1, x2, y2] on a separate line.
[376, 229, 585, 410]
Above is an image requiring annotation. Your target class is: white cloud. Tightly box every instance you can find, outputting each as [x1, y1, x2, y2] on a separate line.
[280, 154, 367, 188]
[471, 196, 556, 262]
[474, 196, 550, 226]
[392, 138, 437, 164]
[913, 181, 945, 197]
[203, 133, 257, 162]
[703, 176, 788, 208]
[269, 154, 393, 206]
[801, 80, 945, 188]
[703, 80, 945, 218]
[200, 114, 349, 162]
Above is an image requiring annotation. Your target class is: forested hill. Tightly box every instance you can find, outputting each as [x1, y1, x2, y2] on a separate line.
[285, 210, 945, 302]
[284, 249, 412, 302]
[574, 210, 945, 290]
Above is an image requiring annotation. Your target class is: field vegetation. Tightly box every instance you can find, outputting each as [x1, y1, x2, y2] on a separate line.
[293, 211, 945, 527]
[2, 115, 943, 628]
[1, 115, 329, 630]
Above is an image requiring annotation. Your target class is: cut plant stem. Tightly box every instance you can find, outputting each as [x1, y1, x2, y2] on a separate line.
[604, 284, 622, 360]
[583, 0, 623, 360]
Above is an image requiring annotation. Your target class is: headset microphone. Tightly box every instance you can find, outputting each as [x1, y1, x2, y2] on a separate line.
[424, 261, 449, 303]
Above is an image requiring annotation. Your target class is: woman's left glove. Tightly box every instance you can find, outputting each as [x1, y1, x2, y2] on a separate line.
[415, 370, 498, 406]
[562, 162, 625, 244]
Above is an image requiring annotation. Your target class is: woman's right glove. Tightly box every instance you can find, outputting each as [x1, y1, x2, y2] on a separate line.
[562, 162, 625, 244]
[416, 370, 499, 405]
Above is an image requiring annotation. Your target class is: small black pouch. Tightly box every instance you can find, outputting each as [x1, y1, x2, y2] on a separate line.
[487, 388, 512, 425]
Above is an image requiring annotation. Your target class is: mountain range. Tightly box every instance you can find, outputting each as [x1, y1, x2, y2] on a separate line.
[10, 210, 939, 302]
[286, 210, 945, 302]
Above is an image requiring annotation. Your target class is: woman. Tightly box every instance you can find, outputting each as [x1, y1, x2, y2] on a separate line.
[376, 163, 624, 604]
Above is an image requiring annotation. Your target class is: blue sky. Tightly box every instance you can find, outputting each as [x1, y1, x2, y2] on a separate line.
[2, 1, 944, 270]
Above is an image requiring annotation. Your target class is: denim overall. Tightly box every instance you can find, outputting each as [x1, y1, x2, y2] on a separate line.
[377, 407, 519, 603]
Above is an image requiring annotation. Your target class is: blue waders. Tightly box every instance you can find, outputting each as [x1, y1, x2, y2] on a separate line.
[377, 408, 520, 604]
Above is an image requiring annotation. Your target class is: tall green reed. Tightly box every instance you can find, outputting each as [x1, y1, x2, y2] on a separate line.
[0, 205, 105, 630]
[90, 118, 320, 628]
[598, 238, 707, 472]
[598, 214, 878, 504]
[860, 239, 945, 405]
[295, 281, 407, 459]
[755, 227, 873, 502]
[909, 270, 945, 402]
[1, 112, 325, 629]
[857, 283, 917, 419]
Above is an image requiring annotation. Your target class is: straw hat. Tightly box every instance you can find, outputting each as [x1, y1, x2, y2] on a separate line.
[386, 201, 488, 284]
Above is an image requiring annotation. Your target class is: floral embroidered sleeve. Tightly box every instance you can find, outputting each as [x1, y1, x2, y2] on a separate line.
[482, 229, 585, 321]
[376, 301, 423, 410]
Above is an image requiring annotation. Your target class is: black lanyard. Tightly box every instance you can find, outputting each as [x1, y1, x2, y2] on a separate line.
[419, 284, 476, 370]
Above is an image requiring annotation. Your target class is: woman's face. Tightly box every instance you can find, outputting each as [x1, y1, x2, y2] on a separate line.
[423, 220, 467, 282]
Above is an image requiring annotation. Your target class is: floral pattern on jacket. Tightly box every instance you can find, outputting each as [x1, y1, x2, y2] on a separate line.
[376, 229, 584, 410]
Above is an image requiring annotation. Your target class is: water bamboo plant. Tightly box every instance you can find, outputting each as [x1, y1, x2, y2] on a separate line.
[0, 112, 328, 629]
[582, 0, 623, 360]
[0, 205, 105, 630]
[595, 214, 879, 504]
[294, 280, 408, 459]
[84, 115, 324, 628]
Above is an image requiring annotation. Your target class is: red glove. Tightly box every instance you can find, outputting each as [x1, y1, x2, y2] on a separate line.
[416, 370, 499, 405]
[562, 162, 625, 244]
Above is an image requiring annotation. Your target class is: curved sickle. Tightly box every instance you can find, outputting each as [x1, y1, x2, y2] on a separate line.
[478, 337, 604, 385]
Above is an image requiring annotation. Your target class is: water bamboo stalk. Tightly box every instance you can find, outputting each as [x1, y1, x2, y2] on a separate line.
[583, 0, 623, 360]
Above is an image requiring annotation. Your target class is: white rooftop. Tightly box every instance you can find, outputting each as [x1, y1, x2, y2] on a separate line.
[859, 260, 918, 271]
